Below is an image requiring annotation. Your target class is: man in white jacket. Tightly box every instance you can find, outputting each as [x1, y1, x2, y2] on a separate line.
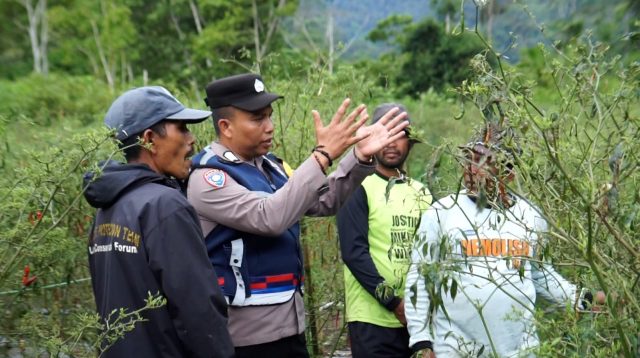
[405, 123, 599, 357]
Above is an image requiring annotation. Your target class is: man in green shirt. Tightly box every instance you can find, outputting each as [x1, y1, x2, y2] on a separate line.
[337, 103, 431, 358]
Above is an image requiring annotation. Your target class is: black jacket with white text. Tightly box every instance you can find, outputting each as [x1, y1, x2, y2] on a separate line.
[84, 161, 233, 358]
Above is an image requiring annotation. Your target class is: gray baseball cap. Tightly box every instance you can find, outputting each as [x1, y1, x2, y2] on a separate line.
[371, 103, 419, 142]
[105, 86, 211, 141]
[371, 103, 410, 125]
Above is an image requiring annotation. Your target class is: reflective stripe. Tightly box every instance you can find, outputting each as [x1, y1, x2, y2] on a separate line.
[218, 274, 301, 290]
[199, 146, 216, 165]
[239, 289, 296, 306]
[262, 155, 287, 178]
[249, 274, 298, 291]
[265, 273, 295, 283]
[229, 239, 246, 305]
[217, 281, 297, 306]
[250, 283, 297, 293]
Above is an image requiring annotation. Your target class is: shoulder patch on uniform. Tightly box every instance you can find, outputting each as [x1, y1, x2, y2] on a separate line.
[222, 151, 241, 163]
[203, 169, 227, 189]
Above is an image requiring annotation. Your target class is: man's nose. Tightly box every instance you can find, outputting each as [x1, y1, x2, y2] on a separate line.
[185, 131, 195, 146]
[264, 116, 274, 133]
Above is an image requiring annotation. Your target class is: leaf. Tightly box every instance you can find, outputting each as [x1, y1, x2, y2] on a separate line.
[439, 235, 449, 259]
[518, 263, 525, 280]
[451, 279, 458, 301]
[409, 283, 417, 308]
[454, 102, 466, 120]
[477, 345, 485, 357]
[385, 176, 400, 203]
[608, 143, 623, 174]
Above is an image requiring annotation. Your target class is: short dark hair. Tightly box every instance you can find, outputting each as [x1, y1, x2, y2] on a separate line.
[210, 106, 237, 135]
[119, 121, 167, 162]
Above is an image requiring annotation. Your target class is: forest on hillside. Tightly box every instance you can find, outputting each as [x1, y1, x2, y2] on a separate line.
[0, 0, 639, 357]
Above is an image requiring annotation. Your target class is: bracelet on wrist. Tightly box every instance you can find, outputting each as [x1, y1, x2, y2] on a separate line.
[312, 153, 327, 175]
[312, 146, 333, 167]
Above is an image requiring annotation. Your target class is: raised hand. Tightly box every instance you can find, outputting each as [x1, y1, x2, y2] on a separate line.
[312, 98, 370, 160]
[354, 106, 409, 159]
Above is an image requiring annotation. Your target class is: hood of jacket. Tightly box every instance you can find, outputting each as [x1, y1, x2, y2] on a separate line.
[83, 160, 173, 208]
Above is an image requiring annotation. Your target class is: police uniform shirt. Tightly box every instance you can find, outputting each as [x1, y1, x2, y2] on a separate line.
[187, 141, 375, 347]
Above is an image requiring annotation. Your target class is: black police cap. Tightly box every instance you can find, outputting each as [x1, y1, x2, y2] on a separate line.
[204, 73, 283, 112]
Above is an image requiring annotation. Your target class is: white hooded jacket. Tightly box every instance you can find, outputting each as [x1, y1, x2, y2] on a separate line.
[405, 192, 577, 357]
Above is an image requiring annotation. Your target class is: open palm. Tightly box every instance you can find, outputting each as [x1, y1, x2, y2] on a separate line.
[356, 107, 409, 157]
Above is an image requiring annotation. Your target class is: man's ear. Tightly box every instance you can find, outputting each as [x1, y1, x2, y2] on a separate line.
[218, 118, 232, 139]
[140, 129, 156, 153]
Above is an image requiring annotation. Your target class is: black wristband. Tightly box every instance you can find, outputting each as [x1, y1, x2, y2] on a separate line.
[412, 341, 434, 353]
[312, 146, 333, 167]
[311, 153, 327, 175]
[578, 288, 594, 310]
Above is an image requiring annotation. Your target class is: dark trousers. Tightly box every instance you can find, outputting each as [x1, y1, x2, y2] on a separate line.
[348, 321, 412, 358]
[235, 333, 309, 358]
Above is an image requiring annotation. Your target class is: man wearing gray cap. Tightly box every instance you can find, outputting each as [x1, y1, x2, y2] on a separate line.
[83, 86, 234, 357]
[337, 103, 431, 358]
[187, 74, 409, 357]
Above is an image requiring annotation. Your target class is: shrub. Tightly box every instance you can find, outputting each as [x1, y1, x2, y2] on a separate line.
[0, 74, 112, 127]
[396, 19, 488, 97]
[411, 11, 640, 356]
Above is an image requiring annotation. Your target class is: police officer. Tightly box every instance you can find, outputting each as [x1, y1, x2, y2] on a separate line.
[84, 86, 234, 357]
[187, 73, 409, 357]
[337, 103, 431, 358]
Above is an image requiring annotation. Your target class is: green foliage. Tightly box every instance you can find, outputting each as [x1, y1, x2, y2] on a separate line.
[366, 14, 413, 44]
[366, 17, 488, 97]
[95, 293, 167, 354]
[269, 64, 389, 165]
[0, 2, 638, 356]
[412, 8, 640, 356]
[397, 19, 487, 96]
[1, 0, 301, 90]
[431, 0, 458, 21]
[0, 73, 112, 126]
[49, 0, 138, 85]
[0, 126, 107, 354]
[2, 0, 638, 85]
[0, 1, 32, 79]
[0, 120, 172, 355]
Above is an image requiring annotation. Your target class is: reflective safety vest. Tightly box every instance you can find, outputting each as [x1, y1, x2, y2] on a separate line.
[191, 146, 303, 306]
